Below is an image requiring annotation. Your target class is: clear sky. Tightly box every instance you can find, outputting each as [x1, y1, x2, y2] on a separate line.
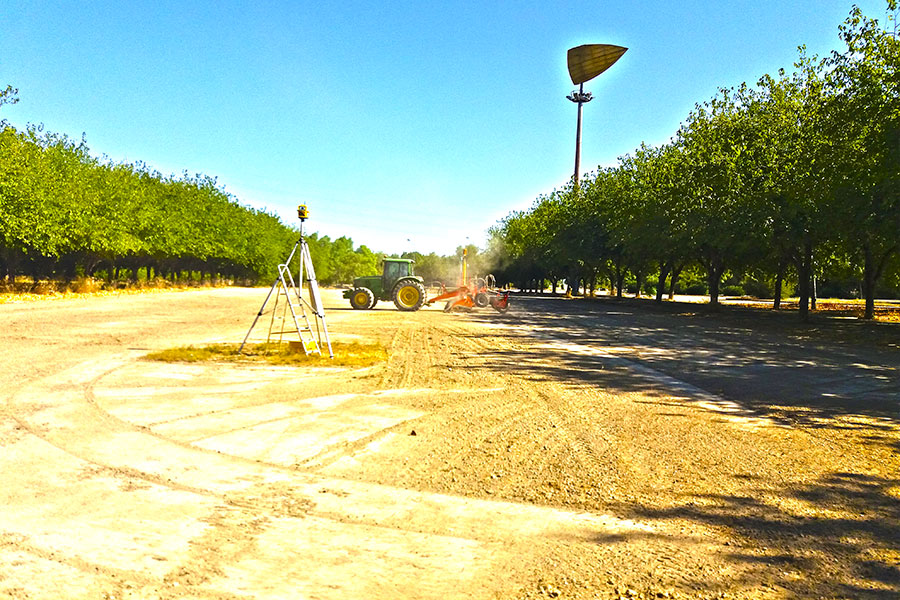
[1, 1, 893, 255]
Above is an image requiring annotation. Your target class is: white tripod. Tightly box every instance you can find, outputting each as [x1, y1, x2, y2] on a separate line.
[239, 215, 333, 358]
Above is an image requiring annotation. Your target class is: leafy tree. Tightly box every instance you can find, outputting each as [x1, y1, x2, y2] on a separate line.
[676, 88, 770, 306]
[745, 50, 832, 317]
[824, 2, 900, 318]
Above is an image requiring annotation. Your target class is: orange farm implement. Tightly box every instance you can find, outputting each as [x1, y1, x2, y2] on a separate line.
[425, 250, 509, 313]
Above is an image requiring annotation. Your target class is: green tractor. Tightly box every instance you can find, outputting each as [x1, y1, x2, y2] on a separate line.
[343, 258, 427, 311]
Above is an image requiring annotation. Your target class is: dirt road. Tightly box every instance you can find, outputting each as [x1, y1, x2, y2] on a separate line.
[1, 288, 898, 599]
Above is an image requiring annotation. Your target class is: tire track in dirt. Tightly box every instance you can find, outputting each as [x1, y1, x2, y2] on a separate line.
[339, 315, 627, 507]
[10, 341, 432, 505]
[5, 356, 336, 504]
[137, 370, 369, 429]
[528, 386, 620, 500]
[5, 323, 657, 599]
[377, 316, 481, 388]
[85, 358, 425, 474]
[4, 359, 226, 501]
[0, 531, 167, 596]
[438, 319, 627, 505]
[321, 316, 588, 503]
[379, 318, 430, 388]
[359, 312, 800, 596]
[421, 395, 554, 494]
[6, 376, 458, 597]
[293, 388, 454, 470]
[324, 313, 731, 599]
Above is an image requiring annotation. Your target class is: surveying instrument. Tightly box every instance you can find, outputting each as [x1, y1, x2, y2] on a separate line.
[239, 204, 333, 358]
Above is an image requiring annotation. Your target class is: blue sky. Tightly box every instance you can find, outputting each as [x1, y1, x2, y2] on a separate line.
[1, 1, 892, 255]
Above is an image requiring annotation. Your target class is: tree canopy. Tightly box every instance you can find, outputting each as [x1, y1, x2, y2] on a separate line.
[0, 119, 383, 286]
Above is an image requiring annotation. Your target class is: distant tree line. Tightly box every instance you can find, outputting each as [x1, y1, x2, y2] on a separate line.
[0, 126, 291, 283]
[0, 87, 383, 287]
[490, 4, 900, 320]
[0, 90, 472, 291]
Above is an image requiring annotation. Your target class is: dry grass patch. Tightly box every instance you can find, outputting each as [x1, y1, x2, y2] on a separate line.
[145, 341, 387, 368]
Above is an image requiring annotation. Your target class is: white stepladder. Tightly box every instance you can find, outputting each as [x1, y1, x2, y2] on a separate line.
[239, 205, 333, 358]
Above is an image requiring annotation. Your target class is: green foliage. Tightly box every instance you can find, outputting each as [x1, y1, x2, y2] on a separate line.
[0, 80, 482, 288]
[0, 122, 298, 282]
[304, 233, 380, 286]
[0, 114, 389, 286]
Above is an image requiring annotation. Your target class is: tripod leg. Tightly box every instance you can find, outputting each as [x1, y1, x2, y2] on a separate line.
[239, 277, 279, 353]
[300, 241, 332, 357]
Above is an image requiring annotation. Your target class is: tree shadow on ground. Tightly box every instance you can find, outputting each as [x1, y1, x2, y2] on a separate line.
[611, 471, 900, 598]
[468, 296, 900, 430]
[463, 298, 899, 595]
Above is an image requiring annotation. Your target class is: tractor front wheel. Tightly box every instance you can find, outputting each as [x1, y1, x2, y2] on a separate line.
[349, 287, 375, 310]
[393, 281, 426, 311]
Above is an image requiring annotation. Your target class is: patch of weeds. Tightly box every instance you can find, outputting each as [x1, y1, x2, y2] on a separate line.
[145, 341, 387, 368]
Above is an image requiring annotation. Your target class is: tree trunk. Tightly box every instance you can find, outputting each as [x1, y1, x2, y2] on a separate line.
[810, 275, 817, 311]
[708, 268, 722, 307]
[863, 247, 877, 319]
[656, 261, 670, 302]
[797, 241, 812, 322]
[773, 265, 784, 310]
[859, 242, 896, 320]
[704, 256, 725, 307]
[669, 264, 683, 300]
[0, 246, 14, 281]
[863, 260, 876, 320]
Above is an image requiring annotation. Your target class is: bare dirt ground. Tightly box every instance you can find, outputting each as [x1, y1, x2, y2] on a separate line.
[1, 288, 898, 599]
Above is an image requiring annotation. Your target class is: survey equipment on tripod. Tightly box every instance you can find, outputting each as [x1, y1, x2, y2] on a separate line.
[239, 204, 333, 358]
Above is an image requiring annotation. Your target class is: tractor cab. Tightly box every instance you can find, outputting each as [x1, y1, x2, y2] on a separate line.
[382, 258, 415, 291]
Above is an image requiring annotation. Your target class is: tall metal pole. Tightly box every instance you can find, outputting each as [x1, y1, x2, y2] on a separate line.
[567, 83, 593, 187]
[574, 83, 583, 184]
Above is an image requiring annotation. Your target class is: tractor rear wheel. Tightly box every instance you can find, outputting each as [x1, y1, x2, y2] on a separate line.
[349, 287, 375, 310]
[393, 280, 426, 311]
[474, 292, 490, 307]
